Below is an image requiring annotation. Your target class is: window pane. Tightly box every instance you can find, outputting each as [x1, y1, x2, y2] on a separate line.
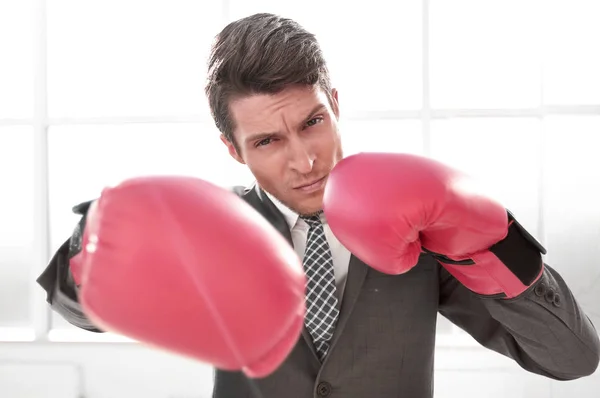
[542, 1, 600, 105]
[543, 116, 600, 329]
[47, 0, 222, 118]
[228, 1, 422, 112]
[47, 123, 254, 255]
[430, 0, 542, 109]
[340, 119, 423, 156]
[0, 0, 33, 119]
[0, 127, 34, 327]
[430, 118, 542, 238]
[48, 122, 254, 329]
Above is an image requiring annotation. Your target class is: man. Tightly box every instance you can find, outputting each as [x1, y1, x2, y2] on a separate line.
[38, 12, 599, 398]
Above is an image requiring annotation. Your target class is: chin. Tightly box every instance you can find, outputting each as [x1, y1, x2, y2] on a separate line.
[296, 196, 324, 216]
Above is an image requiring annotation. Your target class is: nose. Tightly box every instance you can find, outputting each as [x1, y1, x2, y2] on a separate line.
[287, 137, 314, 175]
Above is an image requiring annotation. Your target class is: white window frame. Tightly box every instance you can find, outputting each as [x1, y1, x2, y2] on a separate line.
[2, 0, 598, 345]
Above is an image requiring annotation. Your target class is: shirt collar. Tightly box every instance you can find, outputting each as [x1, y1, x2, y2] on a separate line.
[264, 190, 300, 230]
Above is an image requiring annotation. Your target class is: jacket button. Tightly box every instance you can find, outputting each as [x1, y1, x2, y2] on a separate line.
[534, 282, 546, 297]
[553, 293, 561, 307]
[545, 289, 556, 303]
[317, 381, 332, 397]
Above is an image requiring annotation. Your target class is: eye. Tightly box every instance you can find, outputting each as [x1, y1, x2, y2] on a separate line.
[255, 137, 273, 147]
[306, 116, 324, 128]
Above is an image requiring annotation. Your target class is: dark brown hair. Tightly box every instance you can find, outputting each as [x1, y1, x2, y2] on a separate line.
[205, 13, 333, 148]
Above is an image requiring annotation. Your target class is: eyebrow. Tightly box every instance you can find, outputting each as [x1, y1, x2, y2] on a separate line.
[244, 104, 327, 144]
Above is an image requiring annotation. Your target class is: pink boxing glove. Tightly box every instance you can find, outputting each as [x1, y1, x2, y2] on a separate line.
[77, 176, 306, 378]
[323, 152, 546, 299]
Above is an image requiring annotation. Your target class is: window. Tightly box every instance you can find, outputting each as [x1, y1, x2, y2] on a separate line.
[0, 127, 35, 328]
[542, 116, 600, 330]
[430, 118, 542, 236]
[430, 0, 541, 109]
[227, 0, 423, 112]
[46, 0, 222, 119]
[0, 0, 33, 120]
[1, 0, 599, 345]
[47, 123, 254, 254]
[341, 120, 423, 156]
[542, 1, 600, 104]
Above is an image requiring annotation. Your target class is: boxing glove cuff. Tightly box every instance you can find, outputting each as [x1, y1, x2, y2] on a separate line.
[427, 211, 546, 299]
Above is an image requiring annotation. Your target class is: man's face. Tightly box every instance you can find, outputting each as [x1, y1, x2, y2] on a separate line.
[222, 85, 343, 216]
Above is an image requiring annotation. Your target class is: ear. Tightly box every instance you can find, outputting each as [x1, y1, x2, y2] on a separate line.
[331, 88, 340, 120]
[221, 135, 246, 164]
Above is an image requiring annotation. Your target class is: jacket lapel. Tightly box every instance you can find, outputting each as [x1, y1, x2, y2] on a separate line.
[240, 185, 292, 244]
[327, 255, 368, 354]
[242, 186, 321, 360]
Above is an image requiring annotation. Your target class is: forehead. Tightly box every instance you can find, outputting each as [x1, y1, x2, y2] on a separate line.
[229, 85, 330, 137]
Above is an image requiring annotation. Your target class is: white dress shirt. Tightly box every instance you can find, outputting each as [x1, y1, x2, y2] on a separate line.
[265, 191, 352, 304]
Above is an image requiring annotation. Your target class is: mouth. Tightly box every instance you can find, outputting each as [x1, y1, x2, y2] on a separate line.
[293, 175, 328, 192]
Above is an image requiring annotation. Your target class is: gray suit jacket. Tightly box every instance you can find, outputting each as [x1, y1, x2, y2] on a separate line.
[37, 184, 600, 398]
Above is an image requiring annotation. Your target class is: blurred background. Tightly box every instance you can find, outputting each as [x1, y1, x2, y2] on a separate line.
[1, 0, 599, 397]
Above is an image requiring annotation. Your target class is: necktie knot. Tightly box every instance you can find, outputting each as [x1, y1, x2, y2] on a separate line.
[301, 215, 322, 229]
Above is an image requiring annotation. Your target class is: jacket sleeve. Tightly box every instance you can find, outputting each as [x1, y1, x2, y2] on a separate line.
[439, 261, 600, 380]
[36, 200, 104, 333]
